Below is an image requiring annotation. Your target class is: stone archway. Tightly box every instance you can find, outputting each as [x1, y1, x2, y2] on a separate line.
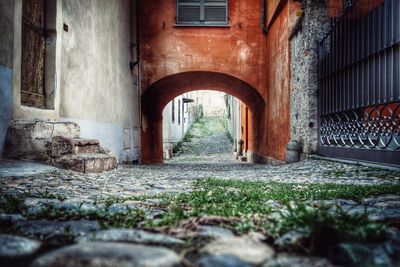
[141, 71, 266, 163]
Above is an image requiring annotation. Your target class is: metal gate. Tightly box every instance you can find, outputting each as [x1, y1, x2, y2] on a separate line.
[318, 0, 400, 165]
[21, 0, 46, 109]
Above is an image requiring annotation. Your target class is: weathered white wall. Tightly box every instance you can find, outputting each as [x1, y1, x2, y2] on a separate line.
[60, 0, 140, 161]
[162, 93, 202, 158]
[190, 90, 226, 117]
[0, 0, 14, 157]
[163, 95, 184, 158]
[225, 95, 241, 151]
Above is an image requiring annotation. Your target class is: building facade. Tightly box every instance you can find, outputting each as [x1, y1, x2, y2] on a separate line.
[1, 0, 398, 167]
[162, 92, 202, 159]
[0, 0, 141, 171]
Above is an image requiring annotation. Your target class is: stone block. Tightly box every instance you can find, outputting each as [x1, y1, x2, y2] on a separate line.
[46, 136, 75, 158]
[200, 233, 275, 265]
[52, 153, 117, 173]
[31, 243, 181, 267]
[71, 138, 99, 154]
[3, 120, 80, 160]
[52, 122, 80, 139]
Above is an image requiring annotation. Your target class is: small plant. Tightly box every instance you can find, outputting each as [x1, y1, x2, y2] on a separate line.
[0, 195, 25, 213]
[271, 202, 387, 253]
[36, 188, 66, 201]
[98, 208, 146, 229]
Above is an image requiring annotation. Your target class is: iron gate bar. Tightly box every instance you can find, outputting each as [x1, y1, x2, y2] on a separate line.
[318, 0, 400, 165]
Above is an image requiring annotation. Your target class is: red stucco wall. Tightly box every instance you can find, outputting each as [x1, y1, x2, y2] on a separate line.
[141, 0, 267, 92]
[264, 2, 297, 161]
[140, 0, 300, 163]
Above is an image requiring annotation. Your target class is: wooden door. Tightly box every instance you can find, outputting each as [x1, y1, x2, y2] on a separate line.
[21, 0, 46, 108]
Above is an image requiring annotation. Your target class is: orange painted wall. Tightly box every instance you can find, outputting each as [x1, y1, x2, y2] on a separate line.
[140, 0, 301, 162]
[141, 0, 267, 93]
[263, 0, 300, 161]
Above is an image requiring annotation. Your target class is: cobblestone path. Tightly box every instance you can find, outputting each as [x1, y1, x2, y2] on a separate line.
[168, 117, 235, 163]
[1, 117, 400, 267]
[1, 117, 400, 200]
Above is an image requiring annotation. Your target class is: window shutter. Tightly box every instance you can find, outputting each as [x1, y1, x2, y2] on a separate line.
[177, 0, 228, 25]
[204, 0, 227, 24]
[177, 0, 201, 24]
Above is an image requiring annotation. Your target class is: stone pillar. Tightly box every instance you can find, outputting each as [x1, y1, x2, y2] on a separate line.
[289, 0, 330, 158]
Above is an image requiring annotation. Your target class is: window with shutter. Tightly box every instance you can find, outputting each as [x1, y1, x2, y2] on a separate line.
[177, 0, 228, 25]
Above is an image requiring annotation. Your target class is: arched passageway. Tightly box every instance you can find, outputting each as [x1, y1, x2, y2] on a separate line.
[141, 71, 266, 163]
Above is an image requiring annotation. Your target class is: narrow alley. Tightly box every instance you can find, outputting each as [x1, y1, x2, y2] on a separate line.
[167, 117, 236, 164]
[1, 0, 400, 266]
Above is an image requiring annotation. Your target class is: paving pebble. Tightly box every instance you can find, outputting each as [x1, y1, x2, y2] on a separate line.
[199, 232, 275, 265]
[30, 242, 182, 267]
[0, 234, 41, 257]
[78, 229, 185, 247]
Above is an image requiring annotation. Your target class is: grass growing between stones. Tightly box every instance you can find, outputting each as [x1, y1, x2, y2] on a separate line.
[146, 178, 400, 251]
[1, 178, 399, 253]
[156, 178, 400, 222]
[172, 120, 198, 154]
[191, 118, 214, 137]
[323, 166, 400, 179]
[274, 203, 387, 250]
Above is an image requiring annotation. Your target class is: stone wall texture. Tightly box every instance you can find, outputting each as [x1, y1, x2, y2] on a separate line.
[290, 0, 330, 155]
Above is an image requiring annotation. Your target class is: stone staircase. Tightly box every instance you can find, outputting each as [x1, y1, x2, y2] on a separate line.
[3, 120, 118, 173]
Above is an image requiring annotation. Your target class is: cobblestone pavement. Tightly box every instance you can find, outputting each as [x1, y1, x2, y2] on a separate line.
[1, 117, 400, 200]
[1, 117, 400, 267]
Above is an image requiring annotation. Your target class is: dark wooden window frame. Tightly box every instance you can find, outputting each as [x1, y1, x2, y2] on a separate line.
[176, 0, 229, 26]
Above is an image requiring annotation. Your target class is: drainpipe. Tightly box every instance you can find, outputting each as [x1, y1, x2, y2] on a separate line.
[130, 0, 140, 70]
[130, 0, 141, 128]
[261, 0, 268, 34]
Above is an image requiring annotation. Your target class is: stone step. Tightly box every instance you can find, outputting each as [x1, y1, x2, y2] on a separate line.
[4, 120, 80, 161]
[47, 137, 100, 157]
[70, 138, 100, 154]
[52, 153, 118, 173]
[4, 120, 118, 173]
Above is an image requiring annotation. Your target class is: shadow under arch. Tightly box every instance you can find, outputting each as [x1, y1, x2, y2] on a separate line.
[141, 71, 266, 163]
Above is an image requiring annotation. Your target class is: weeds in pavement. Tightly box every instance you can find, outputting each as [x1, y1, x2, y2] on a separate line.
[2, 178, 398, 249]
[323, 167, 400, 179]
[271, 202, 387, 252]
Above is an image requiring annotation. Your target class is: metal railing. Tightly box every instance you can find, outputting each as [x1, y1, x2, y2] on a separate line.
[318, 0, 400, 164]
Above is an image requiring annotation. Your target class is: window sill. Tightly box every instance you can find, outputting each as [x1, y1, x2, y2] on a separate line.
[174, 24, 231, 28]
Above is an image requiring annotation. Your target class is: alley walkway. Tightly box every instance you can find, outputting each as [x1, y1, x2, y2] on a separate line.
[1, 117, 400, 267]
[1, 117, 400, 200]
[167, 117, 235, 164]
